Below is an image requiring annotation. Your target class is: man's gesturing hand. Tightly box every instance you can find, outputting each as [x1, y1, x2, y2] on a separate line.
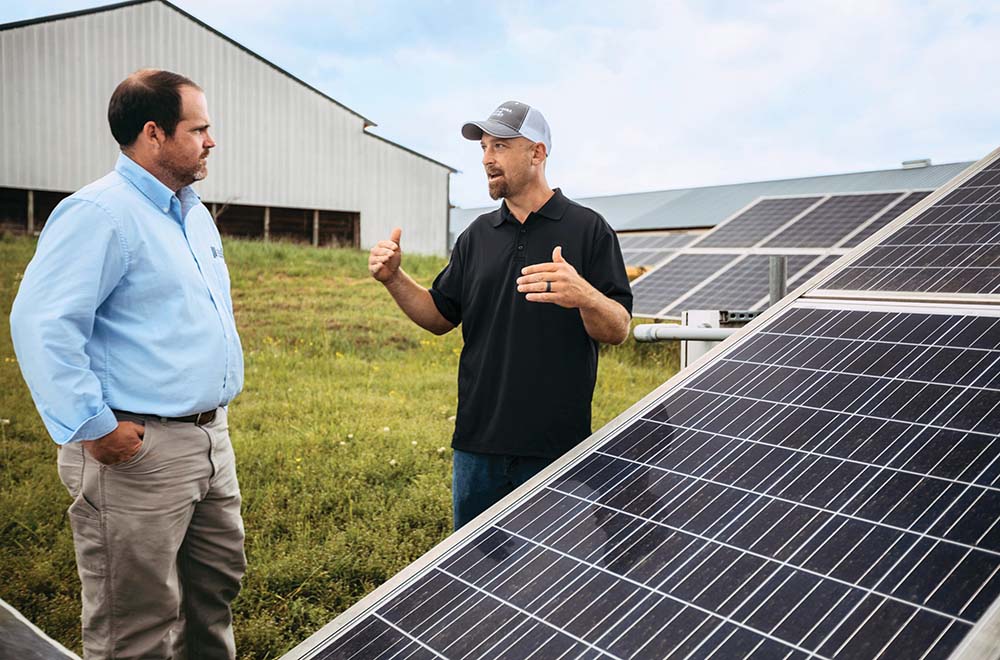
[516, 246, 598, 309]
[369, 227, 403, 283]
[83, 421, 145, 466]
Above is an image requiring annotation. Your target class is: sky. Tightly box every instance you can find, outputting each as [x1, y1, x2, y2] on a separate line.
[2, 0, 998, 210]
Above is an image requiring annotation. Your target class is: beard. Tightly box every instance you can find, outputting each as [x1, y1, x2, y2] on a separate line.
[488, 176, 509, 200]
[160, 149, 209, 188]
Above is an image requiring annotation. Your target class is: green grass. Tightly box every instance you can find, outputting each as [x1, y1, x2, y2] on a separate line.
[0, 231, 677, 658]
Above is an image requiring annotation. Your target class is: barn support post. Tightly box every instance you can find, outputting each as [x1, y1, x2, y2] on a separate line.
[26, 190, 35, 234]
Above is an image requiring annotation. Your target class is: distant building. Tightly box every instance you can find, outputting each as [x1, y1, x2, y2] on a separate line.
[449, 159, 973, 248]
[0, 0, 455, 255]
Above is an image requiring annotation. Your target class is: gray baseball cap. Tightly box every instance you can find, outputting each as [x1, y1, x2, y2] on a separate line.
[462, 101, 552, 155]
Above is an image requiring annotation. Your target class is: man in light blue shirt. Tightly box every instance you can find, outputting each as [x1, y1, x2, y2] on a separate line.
[11, 69, 245, 659]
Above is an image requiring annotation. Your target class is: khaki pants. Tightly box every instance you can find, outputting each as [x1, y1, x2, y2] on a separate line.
[56, 408, 246, 660]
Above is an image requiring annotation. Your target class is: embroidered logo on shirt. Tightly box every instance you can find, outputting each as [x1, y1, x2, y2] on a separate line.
[211, 246, 224, 259]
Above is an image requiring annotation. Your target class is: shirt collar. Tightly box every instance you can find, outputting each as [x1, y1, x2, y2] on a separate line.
[114, 153, 201, 221]
[493, 188, 568, 227]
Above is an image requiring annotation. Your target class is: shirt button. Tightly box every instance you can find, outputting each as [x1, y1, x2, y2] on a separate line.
[519, 228, 526, 234]
[517, 244, 524, 250]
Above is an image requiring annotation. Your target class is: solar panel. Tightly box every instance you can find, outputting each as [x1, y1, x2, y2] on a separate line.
[821, 158, 1000, 295]
[665, 255, 821, 315]
[620, 250, 671, 268]
[285, 149, 1000, 660]
[291, 303, 1000, 660]
[618, 234, 700, 267]
[629, 190, 929, 318]
[696, 197, 823, 248]
[762, 194, 904, 248]
[788, 255, 839, 288]
[629, 254, 739, 317]
[842, 192, 932, 248]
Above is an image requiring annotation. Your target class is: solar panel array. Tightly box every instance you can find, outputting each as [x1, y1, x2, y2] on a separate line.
[618, 233, 700, 268]
[630, 190, 935, 318]
[631, 254, 737, 317]
[695, 197, 823, 248]
[285, 148, 1000, 660]
[662, 254, 822, 315]
[842, 191, 932, 248]
[820, 164, 1000, 296]
[762, 193, 904, 248]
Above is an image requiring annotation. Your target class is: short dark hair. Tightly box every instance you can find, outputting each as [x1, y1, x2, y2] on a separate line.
[107, 69, 201, 147]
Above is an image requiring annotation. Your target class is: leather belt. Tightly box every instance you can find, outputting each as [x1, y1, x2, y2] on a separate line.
[113, 409, 217, 425]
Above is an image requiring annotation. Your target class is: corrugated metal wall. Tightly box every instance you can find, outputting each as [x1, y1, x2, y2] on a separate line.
[361, 135, 449, 255]
[0, 1, 451, 255]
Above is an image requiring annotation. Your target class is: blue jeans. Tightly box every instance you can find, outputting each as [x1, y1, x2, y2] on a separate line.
[452, 449, 554, 531]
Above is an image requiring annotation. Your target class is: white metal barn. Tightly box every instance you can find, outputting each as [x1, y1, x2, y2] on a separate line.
[0, 0, 455, 255]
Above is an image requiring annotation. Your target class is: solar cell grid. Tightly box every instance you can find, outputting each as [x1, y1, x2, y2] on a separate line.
[630, 254, 737, 317]
[617, 234, 658, 250]
[618, 234, 698, 251]
[842, 192, 932, 248]
[790, 255, 839, 288]
[823, 156, 1000, 294]
[763, 193, 904, 249]
[619, 250, 669, 267]
[665, 255, 821, 314]
[618, 235, 699, 267]
[696, 197, 822, 248]
[306, 304, 1000, 660]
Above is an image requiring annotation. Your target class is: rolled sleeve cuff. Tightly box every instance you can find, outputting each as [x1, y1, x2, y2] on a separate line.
[61, 405, 119, 445]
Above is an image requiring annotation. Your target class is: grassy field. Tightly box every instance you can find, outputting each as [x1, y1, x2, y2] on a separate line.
[0, 231, 677, 658]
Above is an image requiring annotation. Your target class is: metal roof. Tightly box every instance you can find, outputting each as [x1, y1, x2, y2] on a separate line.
[0, 0, 378, 128]
[449, 160, 974, 240]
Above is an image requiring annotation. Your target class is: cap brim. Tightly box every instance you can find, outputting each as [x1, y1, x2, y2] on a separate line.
[461, 120, 522, 141]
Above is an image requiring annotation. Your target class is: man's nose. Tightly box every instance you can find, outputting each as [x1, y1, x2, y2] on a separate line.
[204, 131, 216, 149]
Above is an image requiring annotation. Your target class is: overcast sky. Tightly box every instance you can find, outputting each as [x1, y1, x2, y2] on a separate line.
[2, 0, 998, 210]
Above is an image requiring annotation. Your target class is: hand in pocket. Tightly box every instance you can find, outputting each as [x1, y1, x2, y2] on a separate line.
[83, 421, 145, 465]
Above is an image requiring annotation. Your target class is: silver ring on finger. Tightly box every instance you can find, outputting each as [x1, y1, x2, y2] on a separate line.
[545, 280, 552, 293]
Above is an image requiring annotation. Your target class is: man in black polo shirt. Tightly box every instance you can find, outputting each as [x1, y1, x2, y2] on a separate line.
[368, 100, 632, 529]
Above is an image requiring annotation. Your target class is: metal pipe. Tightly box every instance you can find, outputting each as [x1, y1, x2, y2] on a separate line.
[634, 324, 736, 342]
[769, 255, 787, 306]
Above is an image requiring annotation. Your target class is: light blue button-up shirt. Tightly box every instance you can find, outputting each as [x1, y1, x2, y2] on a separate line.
[10, 154, 244, 444]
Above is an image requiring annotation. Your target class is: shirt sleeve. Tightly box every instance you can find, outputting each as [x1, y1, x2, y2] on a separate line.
[586, 220, 634, 315]
[9, 198, 126, 444]
[428, 233, 465, 326]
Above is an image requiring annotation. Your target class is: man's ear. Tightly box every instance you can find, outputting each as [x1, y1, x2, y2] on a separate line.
[532, 141, 547, 164]
[140, 121, 161, 148]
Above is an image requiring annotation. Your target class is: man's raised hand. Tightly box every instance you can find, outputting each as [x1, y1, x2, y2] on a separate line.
[369, 227, 403, 283]
[516, 245, 598, 309]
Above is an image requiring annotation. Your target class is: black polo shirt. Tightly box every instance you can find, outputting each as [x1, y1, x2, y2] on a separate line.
[429, 188, 633, 459]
